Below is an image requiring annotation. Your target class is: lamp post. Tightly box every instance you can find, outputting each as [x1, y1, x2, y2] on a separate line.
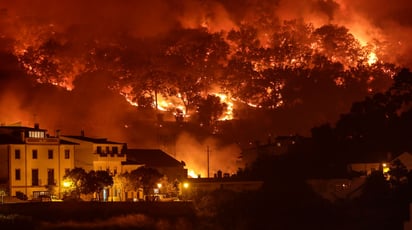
[182, 182, 189, 201]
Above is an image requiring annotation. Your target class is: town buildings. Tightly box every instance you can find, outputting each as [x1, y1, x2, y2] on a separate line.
[0, 124, 189, 201]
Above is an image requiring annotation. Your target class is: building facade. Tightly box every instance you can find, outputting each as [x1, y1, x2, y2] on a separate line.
[59, 133, 128, 201]
[0, 124, 76, 200]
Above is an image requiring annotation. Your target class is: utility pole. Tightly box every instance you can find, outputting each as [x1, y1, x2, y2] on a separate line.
[207, 146, 210, 178]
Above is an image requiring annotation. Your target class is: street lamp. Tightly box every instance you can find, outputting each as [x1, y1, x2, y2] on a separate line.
[183, 182, 189, 189]
[63, 180, 72, 188]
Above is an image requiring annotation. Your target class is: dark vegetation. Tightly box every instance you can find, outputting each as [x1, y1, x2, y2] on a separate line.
[201, 68, 412, 229]
[0, 202, 196, 230]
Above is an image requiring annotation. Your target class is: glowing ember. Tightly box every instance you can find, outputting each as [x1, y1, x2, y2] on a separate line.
[367, 52, 378, 66]
[213, 93, 234, 121]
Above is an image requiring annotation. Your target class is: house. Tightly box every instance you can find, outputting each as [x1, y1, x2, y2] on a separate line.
[393, 152, 412, 171]
[307, 152, 395, 203]
[59, 132, 129, 201]
[0, 124, 76, 200]
[59, 131, 127, 174]
[120, 149, 188, 201]
[347, 152, 392, 176]
[124, 148, 188, 182]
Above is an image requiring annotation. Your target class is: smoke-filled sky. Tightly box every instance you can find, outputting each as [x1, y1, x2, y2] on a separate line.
[1, 0, 411, 175]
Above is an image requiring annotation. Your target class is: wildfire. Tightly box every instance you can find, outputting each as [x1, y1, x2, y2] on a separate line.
[187, 169, 199, 178]
[213, 93, 234, 121]
[6, 4, 399, 121]
[119, 86, 138, 107]
[120, 84, 236, 121]
[367, 52, 378, 66]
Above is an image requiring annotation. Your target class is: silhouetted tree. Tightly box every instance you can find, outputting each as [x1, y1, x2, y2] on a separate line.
[63, 167, 87, 199]
[360, 170, 391, 204]
[196, 95, 227, 127]
[84, 170, 113, 201]
[127, 167, 163, 196]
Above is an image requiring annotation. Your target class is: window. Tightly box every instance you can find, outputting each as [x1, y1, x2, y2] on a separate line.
[28, 130, 45, 138]
[15, 169, 21, 180]
[106, 146, 110, 154]
[65, 168, 70, 175]
[47, 169, 55, 185]
[48, 150, 53, 159]
[15, 149, 21, 159]
[64, 149, 70, 159]
[32, 150, 38, 159]
[112, 146, 118, 154]
[96, 146, 102, 154]
[32, 169, 39, 186]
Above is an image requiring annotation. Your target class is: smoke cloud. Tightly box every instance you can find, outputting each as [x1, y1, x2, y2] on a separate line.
[175, 132, 241, 177]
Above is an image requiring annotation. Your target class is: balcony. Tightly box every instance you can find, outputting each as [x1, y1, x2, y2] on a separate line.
[26, 138, 59, 144]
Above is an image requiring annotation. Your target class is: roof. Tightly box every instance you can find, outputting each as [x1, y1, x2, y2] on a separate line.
[61, 135, 123, 144]
[125, 149, 185, 168]
[0, 125, 47, 132]
[0, 134, 78, 145]
[394, 152, 412, 170]
[59, 139, 79, 145]
[0, 134, 24, 144]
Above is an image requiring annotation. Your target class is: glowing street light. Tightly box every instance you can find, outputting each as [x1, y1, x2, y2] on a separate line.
[63, 180, 72, 188]
[183, 182, 189, 189]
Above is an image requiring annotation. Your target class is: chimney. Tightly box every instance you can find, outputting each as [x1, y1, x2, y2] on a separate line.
[217, 170, 222, 179]
[80, 129, 84, 137]
[20, 131, 25, 142]
[55, 129, 60, 138]
[34, 123, 39, 129]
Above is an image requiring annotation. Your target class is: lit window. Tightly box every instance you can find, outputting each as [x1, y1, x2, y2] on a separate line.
[29, 131, 45, 138]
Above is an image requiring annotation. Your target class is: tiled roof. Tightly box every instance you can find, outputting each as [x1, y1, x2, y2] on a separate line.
[61, 135, 123, 144]
[126, 149, 185, 168]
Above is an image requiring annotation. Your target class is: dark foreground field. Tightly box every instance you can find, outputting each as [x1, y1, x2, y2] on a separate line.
[0, 201, 197, 230]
